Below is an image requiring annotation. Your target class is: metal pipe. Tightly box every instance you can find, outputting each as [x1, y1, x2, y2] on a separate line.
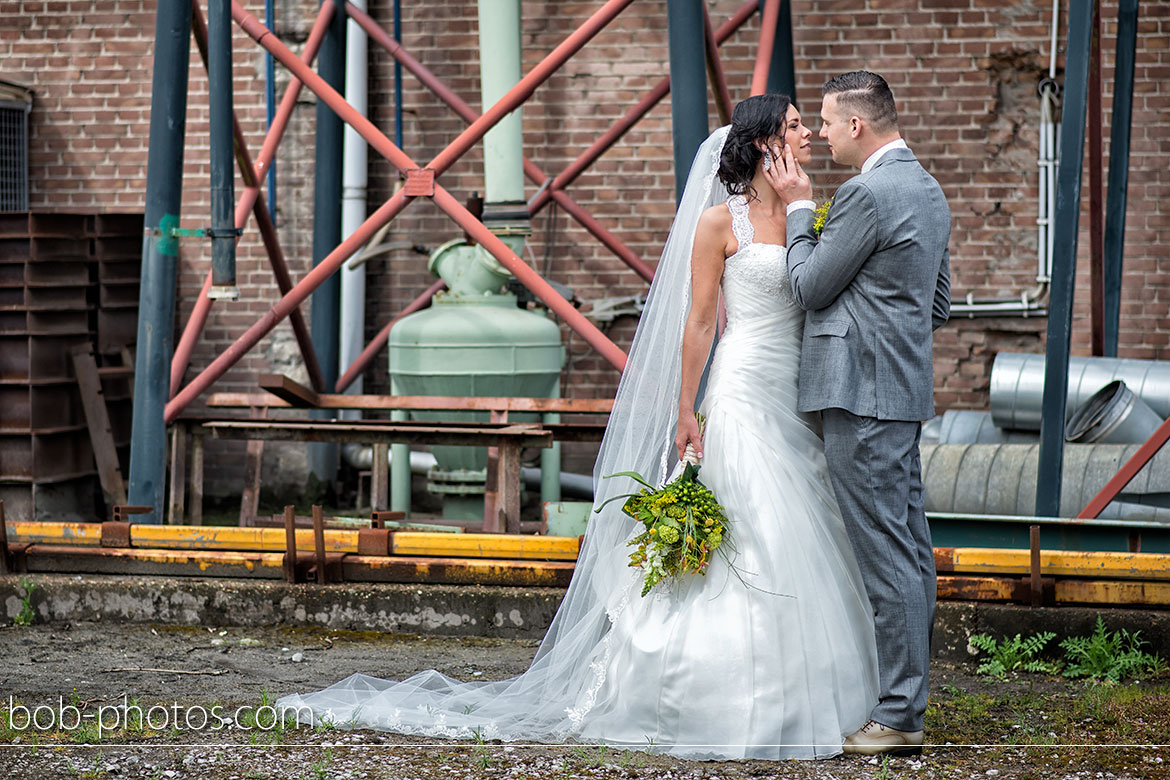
[1088, 0, 1105, 356]
[990, 353, 1170, 431]
[393, 0, 402, 148]
[1104, 0, 1139, 357]
[922, 442, 1170, 523]
[340, 441, 592, 500]
[265, 0, 276, 220]
[666, 0, 708, 203]
[702, 3, 733, 126]
[765, 0, 795, 101]
[751, 0, 780, 96]
[335, 279, 446, 393]
[168, 6, 627, 421]
[208, 0, 237, 296]
[1079, 416, 1170, 519]
[477, 0, 524, 204]
[171, 0, 335, 396]
[340, 0, 369, 417]
[128, 0, 193, 524]
[1037, 0, 1093, 518]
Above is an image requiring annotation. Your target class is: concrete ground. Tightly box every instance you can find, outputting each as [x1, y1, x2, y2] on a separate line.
[1, 574, 1168, 779]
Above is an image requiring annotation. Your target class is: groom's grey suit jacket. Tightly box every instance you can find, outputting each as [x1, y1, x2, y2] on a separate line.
[786, 148, 951, 421]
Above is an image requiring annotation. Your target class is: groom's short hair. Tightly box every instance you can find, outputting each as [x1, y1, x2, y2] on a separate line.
[823, 71, 898, 133]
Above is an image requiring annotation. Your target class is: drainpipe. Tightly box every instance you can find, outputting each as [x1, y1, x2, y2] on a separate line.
[128, 0, 192, 523]
[207, 0, 238, 300]
[949, 0, 1062, 320]
[339, 0, 368, 410]
[308, 0, 346, 486]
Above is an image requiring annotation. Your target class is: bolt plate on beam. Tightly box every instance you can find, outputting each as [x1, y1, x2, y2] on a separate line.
[403, 169, 436, 197]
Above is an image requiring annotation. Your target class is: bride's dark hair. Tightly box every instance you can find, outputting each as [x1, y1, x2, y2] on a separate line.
[718, 93, 792, 201]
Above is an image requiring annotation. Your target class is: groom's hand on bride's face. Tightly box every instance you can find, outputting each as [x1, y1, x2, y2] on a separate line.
[763, 143, 813, 205]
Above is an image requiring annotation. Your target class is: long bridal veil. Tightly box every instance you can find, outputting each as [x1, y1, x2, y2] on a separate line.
[276, 126, 732, 741]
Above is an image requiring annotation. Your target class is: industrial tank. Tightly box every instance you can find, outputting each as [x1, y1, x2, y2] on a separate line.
[388, 238, 565, 520]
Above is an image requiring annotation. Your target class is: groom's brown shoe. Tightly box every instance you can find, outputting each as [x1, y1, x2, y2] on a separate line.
[842, 720, 924, 756]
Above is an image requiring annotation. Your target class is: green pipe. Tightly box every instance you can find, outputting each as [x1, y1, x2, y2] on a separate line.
[477, 0, 524, 204]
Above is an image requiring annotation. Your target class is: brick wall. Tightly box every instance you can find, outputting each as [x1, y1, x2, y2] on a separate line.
[4, 0, 1169, 494]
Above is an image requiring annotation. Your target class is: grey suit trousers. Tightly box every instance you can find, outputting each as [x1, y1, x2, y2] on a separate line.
[820, 408, 936, 732]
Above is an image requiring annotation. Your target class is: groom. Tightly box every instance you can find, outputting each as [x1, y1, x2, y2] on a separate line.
[765, 71, 951, 755]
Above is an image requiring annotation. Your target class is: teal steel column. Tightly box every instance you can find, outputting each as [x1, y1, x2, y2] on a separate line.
[666, 0, 708, 205]
[1104, 0, 1139, 357]
[127, 0, 192, 523]
[309, 0, 346, 485]
[1036, 0, 1094, 518]
[765, 0, 796, 103]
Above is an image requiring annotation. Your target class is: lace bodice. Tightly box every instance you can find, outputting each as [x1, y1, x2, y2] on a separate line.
[722, 195, 796, 312]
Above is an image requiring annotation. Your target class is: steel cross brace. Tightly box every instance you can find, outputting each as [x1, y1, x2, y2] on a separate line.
[170, 0, 337, 397]
[165, 0, 633, 422]
[346, 0, 758, 286]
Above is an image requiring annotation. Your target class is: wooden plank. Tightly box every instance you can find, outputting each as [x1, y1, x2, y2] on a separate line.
[202, 420, 552, 449]
[370, 443, 388, 511]
[206, 392, 613, 414]
[0, 500, 8, 574]
[257, 373, 320, 408]
[188, 431, 204, 526]
[499, 441, 522, 535]
[312, 505, 327, 584]
[482, 410, 507, 533]
[70, 344, 127, 507]
[282, 505, 297, 583]
[239, 441, 264, 527]
[238, 405, 266, 527]
[168, 422, 187, 525]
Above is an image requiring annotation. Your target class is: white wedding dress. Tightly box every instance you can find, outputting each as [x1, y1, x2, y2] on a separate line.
[276, 130, 878, 761]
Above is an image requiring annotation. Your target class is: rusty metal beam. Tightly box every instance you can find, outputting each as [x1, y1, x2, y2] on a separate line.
[203, 392, 614, 414]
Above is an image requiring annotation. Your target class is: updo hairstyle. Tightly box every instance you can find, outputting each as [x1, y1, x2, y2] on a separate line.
[717, 93, 792, 201]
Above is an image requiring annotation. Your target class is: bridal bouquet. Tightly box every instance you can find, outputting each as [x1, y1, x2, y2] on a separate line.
[597, 414, 729, 597]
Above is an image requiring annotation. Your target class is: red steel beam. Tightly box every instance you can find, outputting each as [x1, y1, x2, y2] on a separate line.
[335, 279, 446, 393]
[425, 0, 637, 176]
[751, 0, 781, 96]
[1078, 417, 1170, 519]
[171, 0, 335, 397]
[166, 3, 628, 421]
[703, 2, 734, 126]
[529, 0, 759, 214]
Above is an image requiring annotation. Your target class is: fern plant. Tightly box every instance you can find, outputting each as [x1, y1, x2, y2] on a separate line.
[1060, 616, 1166, 683]
[968, 631, 1061, 679]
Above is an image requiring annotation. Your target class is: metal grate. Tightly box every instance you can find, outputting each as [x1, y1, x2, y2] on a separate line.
[0, 102, 31, 212]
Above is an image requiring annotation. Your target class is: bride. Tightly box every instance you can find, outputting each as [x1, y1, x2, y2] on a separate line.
[277, 95, 879, 760]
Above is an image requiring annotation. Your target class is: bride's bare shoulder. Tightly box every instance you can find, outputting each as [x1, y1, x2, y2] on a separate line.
[695, 203, 735, 257]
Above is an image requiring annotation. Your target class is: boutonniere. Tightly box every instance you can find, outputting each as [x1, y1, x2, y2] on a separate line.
[812, 198, 832, 237]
